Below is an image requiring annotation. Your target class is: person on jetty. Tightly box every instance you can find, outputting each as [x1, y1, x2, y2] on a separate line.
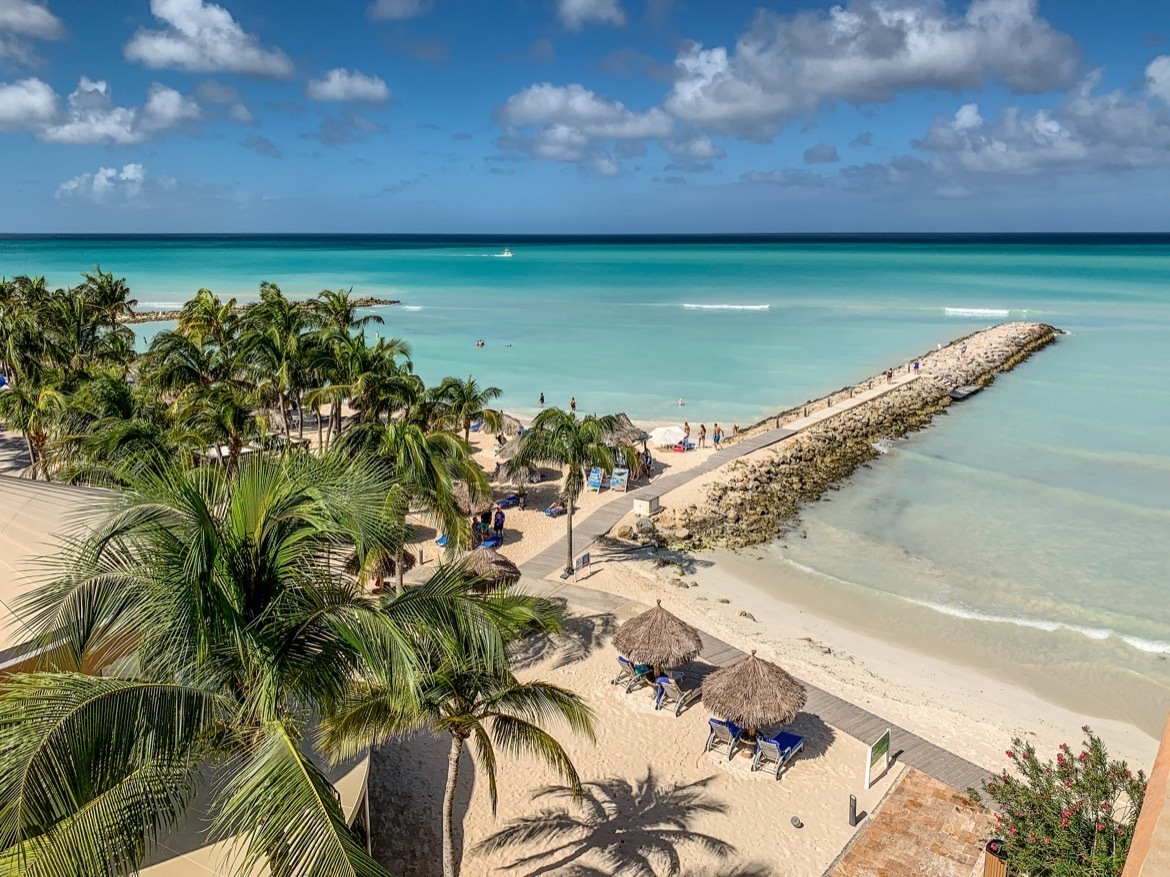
[698, 424, 706, 448]
[712, 423, 722, 450]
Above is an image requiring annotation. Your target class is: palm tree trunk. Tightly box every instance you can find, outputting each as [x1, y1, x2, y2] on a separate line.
[297, 393, 305, 443]
[565, 506, 574, 576]
[316, 404, 323, 452]
[395, 550, 405, 596]
[442, 734, 464, 877]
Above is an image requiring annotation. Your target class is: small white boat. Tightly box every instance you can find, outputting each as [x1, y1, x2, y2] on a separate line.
[496, 247, 513, 258]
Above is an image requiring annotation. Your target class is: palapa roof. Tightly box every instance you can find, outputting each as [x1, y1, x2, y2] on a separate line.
[701, 649, 807, 729]
[453, 481, 493, 515]
[607, 413, 649, 445]
[344, 547, 416, 580]
[460, 548, 521, 591]
[612, 599, 704, 668]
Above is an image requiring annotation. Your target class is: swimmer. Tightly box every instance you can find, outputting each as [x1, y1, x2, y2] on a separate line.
[677, 398, 685, 406]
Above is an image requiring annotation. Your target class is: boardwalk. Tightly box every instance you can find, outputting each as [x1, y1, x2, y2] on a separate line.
[515, 370, 994, 794]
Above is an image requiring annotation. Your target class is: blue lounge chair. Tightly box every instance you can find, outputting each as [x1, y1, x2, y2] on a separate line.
[469, 421, 484, 432]
[435, 534, 449, 547]
[752, 731, 805, 779]
[498, 494, 520, 509]
[655, 676, 701, 716]
[704, 718, 744, 760]
[612, 656, 652, 693]
[480, 536, 502, 550]
[544, 505, 567, 518]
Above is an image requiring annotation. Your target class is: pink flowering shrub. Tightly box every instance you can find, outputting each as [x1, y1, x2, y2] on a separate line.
[968, 727, 1146, 876]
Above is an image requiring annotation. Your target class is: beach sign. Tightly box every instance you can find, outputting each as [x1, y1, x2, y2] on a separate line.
[610, 468, 629, 492]
[586, 467, 603, 492]
[865, 729, 892, 788]
[573, 552, 592, 581]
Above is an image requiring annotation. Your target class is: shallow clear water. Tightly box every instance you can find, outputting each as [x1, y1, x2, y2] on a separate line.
[3, 234, 1169, 731]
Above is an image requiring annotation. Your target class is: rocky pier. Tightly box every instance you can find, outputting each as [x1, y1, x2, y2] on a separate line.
[120, 296, 399, 324]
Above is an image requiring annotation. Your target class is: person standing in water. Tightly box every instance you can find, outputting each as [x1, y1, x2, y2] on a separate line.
[539, 392, 544, 406]
[570, 397, 576, 413]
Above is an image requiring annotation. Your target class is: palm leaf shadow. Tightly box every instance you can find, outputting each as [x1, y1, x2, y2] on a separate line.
[509, 609, 617, 672]
[475, 769, 735, 877]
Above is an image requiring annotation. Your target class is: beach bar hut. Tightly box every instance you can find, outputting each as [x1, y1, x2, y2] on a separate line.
[612, 600, 704, 674]
[702, 650, 807, 737]
[459, 548, 522, 592]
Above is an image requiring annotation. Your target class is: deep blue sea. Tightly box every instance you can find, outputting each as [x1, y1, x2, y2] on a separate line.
[3, 234, 1169, 732]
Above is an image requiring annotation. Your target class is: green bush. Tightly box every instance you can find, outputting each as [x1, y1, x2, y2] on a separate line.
[969, 727, 1147, 877]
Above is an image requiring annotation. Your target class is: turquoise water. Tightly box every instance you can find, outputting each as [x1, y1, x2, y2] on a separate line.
[3, 235, 1169, 732]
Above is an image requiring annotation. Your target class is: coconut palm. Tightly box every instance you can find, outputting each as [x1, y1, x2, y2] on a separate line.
[507, 408, 637, 575]
[0, 452, 506, 877]
[0, 379, 64, 478]
[312, 287, 384, 338]
[322, 575, 595, 877]
[434, 375, 502, 443]
[78, 266, 137, 330]
[242, 283, 314, 434]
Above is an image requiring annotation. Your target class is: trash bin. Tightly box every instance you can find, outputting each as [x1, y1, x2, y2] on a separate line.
[983, 839, 1007, 877]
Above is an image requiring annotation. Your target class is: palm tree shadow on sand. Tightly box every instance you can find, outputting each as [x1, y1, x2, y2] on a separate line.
[474, 769, 743, 877]
[508, 605, 618, 672]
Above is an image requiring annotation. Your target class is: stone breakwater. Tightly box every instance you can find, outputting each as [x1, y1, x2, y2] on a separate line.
[656, 322, 1059, 550]
[120, 296, 399, 324]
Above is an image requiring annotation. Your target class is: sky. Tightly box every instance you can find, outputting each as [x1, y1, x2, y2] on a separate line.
[0, 0, 1168, 232]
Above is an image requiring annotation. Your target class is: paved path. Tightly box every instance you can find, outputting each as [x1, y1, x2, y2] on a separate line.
[522, 576, 993, 794]
[515, 371, 994, 794]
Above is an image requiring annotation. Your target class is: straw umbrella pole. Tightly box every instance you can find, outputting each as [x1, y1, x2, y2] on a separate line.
[701, 650, 807, 738]
[612, 599, 703, 677]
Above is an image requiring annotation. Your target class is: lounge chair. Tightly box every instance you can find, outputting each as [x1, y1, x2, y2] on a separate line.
[544, 505, 567, 518]
[498, 494, 520, 509]
[704, 718, 744, 761]
[435, 534, 449, 547]
[480, 536, 502, 550]
[612, 656, 652, 693]
[654, 676, 701, 716]
[752, 731, 805, 779]
[469, 421, 484, 432]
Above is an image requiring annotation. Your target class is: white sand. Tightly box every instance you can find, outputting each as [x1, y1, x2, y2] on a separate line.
[370, 609, 902, 877]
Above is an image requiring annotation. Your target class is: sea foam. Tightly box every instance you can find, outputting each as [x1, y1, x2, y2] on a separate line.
[944, 307, 1010, 318]
[683, 303, 770, 311]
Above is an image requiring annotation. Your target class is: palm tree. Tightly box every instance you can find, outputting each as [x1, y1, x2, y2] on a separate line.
[0, 379, 64, 478]
[506, 408, 636, 575]
[78, 266, 137, 329]
[335, 419, 485, 592]
[323, 574, 595, 877]
[242, 283, 313, 435]
[312, 287, 384, 337]
[434, 375, 502, 444]
[0, 453, 504, 877]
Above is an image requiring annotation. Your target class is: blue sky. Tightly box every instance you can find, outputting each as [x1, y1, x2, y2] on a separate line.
[1, 0, 1168, 232]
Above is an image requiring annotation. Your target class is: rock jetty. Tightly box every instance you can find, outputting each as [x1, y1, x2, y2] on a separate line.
[121, 296, 399, 324]
[655, 322, 1059, 549]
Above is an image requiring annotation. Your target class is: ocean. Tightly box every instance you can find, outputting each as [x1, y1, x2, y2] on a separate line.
[3, 234, 1169, 734]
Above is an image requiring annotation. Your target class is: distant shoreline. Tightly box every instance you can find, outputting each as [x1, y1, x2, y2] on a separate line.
[120, 295, 399, 324]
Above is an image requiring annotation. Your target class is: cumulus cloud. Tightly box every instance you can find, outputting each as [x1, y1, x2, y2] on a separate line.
[1147, 55, 1170, 105]
[0, 76, 200, 144]
[307, 68, 391, 103]
[194, 80, 253, 123]
[917, 72, 1170, 175]
[558, 0, 624, 30]
[497, 82, 671, 173]
[314, 111, 387, 147]
[661, 135, 725, 160]
[124, 0, 293, 77]
[0, 0, 65, 65]
[55, 163, 149, 201]
[665, 0, 1080, 140]
[367, 0, 431, 20]
[804, 143, 840, 164]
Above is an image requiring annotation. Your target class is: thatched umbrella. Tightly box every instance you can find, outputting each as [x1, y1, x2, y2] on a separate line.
[460, 548, 522, 592]
[344, 548, 416, 587]
[701, 650, 807, 735]
[612, 600, 703, 672]
[607, 412, 650, 446]
[453, 481, 493, 516]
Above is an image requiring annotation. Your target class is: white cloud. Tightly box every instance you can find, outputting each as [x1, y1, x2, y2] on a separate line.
[55, 163, 148, 201]
[0, 0, 65, 65]
[662, 135, 725, 160]
[740, 168, 830, 186]
[918, 72, 1170, 175]
[367, 0, 431, 20]
[38, 77, 200, 145]
[195, 79, 253, 123]
[1147, 55, 1170, 106]
[558, 0, 625, 30]
[307, 68, 391, 103]
[497, 82, 671, 173]
[665, 0, 1080, 140]
[0, 76, 57, 127]
[124, 0, 293, 77]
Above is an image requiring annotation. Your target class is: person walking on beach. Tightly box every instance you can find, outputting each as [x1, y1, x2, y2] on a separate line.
[570, 397, 576, 413]
[698, 424, 706, 448]
[683, 422, 691, 445]
[539, 392, 544, 406]
[712, 423, 722, 450]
